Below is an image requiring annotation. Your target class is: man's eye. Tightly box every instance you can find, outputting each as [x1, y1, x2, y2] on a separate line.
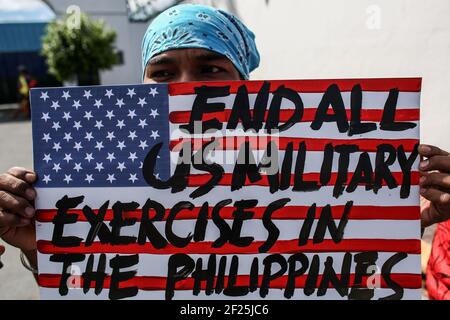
[151, 70, 173, 78]
[201, 66, 223, 74]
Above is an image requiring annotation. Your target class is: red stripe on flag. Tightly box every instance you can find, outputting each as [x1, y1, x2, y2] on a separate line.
[169, 109, 420, 124]
[38, 273, 421, 290]
[169, 137, 419, 152]
[168, 78, 422, 95]
[36, 205, 420, 223]
[37, 239, 420, 255]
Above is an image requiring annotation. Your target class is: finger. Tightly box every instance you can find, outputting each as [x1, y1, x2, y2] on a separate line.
[419, 155, 450, 173]
[420, 186, 450, 207]
[418, 144, 449, 158]
[0, 173, 35, 201]
[0, 211, 30, 228]
[421, 203, 448, 228]
[0, 191, 34, 218]
[421, 207, 439, 229]
[419, 172, 450, 189]
[6, 167, 37, 184]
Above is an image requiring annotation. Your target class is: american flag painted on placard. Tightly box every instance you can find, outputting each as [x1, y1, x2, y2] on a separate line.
[31, 79, 422, 300]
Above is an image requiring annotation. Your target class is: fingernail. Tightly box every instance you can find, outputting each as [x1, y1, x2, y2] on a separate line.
[25, 188, 35, 200]
[24, 207, 35, 217]
[25, 173, 35, 182]
[420, 160, 429, 169]
[420, 145, 431, 153]
[419, 176, 426, 184]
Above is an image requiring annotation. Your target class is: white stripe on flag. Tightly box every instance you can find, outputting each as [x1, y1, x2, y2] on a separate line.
[35, 219, 421, 242]
[168, 92, 421, 112]
[37, 252, 420, 276]
[34, 185, 420, 209]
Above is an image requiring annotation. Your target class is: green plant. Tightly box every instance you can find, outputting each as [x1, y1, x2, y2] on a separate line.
[41, 13, 118, 83]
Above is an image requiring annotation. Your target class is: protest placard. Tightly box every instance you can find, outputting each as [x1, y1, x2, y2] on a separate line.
[30, 78, 422, 300]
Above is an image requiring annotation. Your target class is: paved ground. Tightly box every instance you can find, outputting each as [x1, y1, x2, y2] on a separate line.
[0, 117, 40, 299]
[0, 111, 437, 300]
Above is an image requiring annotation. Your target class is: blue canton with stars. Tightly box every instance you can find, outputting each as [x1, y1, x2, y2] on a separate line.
[30, 84, 170, 187]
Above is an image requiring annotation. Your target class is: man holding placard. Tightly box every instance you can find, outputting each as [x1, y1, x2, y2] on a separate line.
[0, 4, 449, 300]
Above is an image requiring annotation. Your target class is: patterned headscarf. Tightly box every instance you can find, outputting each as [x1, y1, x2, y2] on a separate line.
[141, 4, 260, 80]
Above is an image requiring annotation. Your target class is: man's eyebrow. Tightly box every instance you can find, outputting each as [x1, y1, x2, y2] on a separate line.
[195, 52, 229, 62]
[148, 56, 176, 66]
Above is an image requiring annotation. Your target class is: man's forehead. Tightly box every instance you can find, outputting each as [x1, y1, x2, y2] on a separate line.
[148, 48, 231, 66]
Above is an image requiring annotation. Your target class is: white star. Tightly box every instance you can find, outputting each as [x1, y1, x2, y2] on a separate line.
[154, 173, 160, 179]
[73, 163, 82, 172]
[128, 130, 137, 140]
[138, 119, 148, 129]
[128, 152, 137, 162]
[116, 98, 125, 108]
[52, 163, 61, 172]
[42, 174, 51, 184]
[139, 140, 148, 150]
[150, 130, 160, 140]
[137, 97, 147, 107]
[72, 100, 81, 110]
[85, 174, 94, 184]
[40, 91, 49, 101]
[84, 111, 93, 120]
[43, 154, 52, 163]
[83, 90, 92, 99]
[73, 121, 82, 130]
[139, 161, 143, 169]
[106, 131, 115, 141]
[93, 99, 103, 109]
[85, 153, 94, 162]
[94, 141, 104, 151]
[63, 153, 72, 163]
[150, 109, 159, 119]
[149, 87, 159, 97]
[52, 121, 61, 131]
[94, 120, 104, 130]
[52, 142, 61, 152]
[95, 162, 104, 172]
[62, 91, 71, 100]
[50, 101, 60, 110]
[63, 174, 72, 184]
[42, 133, 51, 143]
[127, 88, 136, 98]
[117, 162, 126, 172]
[116, 120, 125, 129]
[105, 89, 114, 99]
[105, 110, 115, 120]
[62, 112, 71, 121]
[73, 142, 83, 151]
[84, 132, 94, 141]
[127, 109, 137, 119]
[117, 141, 126, 150]
[129, 174, 138, 183]
[106, 152, 116, 162]
[106, 174, 116, 184]
[63, 132, 72, 142]
[41, 112, 50, 122]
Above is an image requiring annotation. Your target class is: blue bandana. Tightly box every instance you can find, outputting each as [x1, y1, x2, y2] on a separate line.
[141, 4, 260, 80]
